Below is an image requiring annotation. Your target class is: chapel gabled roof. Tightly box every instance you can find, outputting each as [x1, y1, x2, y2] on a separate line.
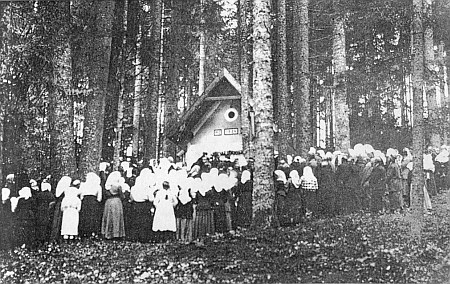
[167, 68, 241, 146]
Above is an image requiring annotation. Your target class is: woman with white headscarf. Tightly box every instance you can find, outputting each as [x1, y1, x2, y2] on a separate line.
[274, 170, 289, 226]
[424, 147, 437, 196]
[15, 187, 37, 247]
[300, 166, 319, 217]
[435, 147, 449, 194]
[129, 172, 155, 242]
[79, 172, 103, 238]
[101, 171, 126, 239]
[210, 168, 228, 234]
[50, 176, 72, 242]
[316, 157, 337, 217]
[192, 173, 215, 240]
[368, 156, 387, 213]
[235, 170, 253, 228]
[400, 148, 413, 207]
[35, 181, 55, 245]
[285, 170, 304, 225]
[152, 181, 178, 242]
[60, 185, 82, 240]
[175, 174, 194, 244]
[0, 188, 12, 249]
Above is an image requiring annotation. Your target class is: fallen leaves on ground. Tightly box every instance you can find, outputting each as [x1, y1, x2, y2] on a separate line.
[2, 191, 450, 283]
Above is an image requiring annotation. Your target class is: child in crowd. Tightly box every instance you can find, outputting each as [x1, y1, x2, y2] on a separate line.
[153, 181, 178, 242]
[60, 185, 81, 240]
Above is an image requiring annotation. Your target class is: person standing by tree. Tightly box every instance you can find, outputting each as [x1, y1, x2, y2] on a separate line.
[300, 166, 319, 218]
[79, 172, 103, 238]
[152, 181, 178, 242]
[60, 186, 81, 241]
[0, 188, 12, 250]
[35, 182, 55, 245]
[274, 170, 288, 226]
[101, 171, 126, 240]
[369, 156, 387, 214]
[386, 150, 403, 213]
[50, 176, 72, 242]
[235, 170, 253, 228]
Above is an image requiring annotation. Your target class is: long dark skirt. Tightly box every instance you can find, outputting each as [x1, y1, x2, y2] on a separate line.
[285, 188, 305, 225]
[303, 190, 318, 216]
[192, 209, 214, 240]
[176, 218, 193, 243]
[50, 198, 63, 242]
[213, 203, 228, 233]
[236, 192, 252, 228]
[80, 196, 101, 237]
[275, 193, 289, 226]
[0, 202, 13, 250]
[371, 188, 384, 213]
[101, 197, 125, 239]
[130, 201, 153, 242]
[16, 220, 36, 247]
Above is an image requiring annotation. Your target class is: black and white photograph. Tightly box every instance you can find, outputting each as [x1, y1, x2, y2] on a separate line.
[0, 0, 450, 282]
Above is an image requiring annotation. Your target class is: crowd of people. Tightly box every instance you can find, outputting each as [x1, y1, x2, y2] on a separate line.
[0, 154, 254, 250]
[0, 142, 448, 250]
[273, 143, 449, 226]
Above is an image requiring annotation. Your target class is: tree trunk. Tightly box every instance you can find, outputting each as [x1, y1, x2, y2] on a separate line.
[112, 0, 128, 170]
[142, 0, 162, 164]
[276, 0, 291, 159]
[79, 0, 115, 177]
[161, 1, 181, 159]
[113, 77, 125, 169]
[252, 0, 275, 228]
[424, 0, 440, 148]
[239, 0, 254, 160]
[132, 25, 142, 159]
[293, 0, 310, 156]
[0, 110, 4, 184]
[438, 42, 448, 144]
[49, 1, 77, 182]
[198, 0, 206, 96]
[411, 0, 425, 238]
[332, 0, 350, 152]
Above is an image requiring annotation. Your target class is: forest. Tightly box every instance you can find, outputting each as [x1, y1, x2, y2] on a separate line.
[0, 0, 450, 221]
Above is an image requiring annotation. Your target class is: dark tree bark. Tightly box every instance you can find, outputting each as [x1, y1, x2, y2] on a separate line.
[239, 0, 254, 160]
[276, 0, 292, 159]
[332, 0, 350, 152]
[252, 0, 275, 228]
[48, 1, 77, 182]
[424, 0, 440, 148]
[142, 0, 162, 164]
[293, 0, 310, 156]
[411, 0, 425, 238]
[79, 0, 115, 177]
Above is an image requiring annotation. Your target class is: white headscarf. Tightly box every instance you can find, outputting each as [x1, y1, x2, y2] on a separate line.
[56, 176, 72, 198]
[131, 175, 153, 202]
[2, 188, 10, 201]
[105, 171, 122, 191]
[423, 154, 435, 172]
[241, 170, 251, 184]
[301, 166, 317, 182]
[19, 187, 32, 200]
[435, 149, 450, 163]
[289, 170, 301, 188]
[80, 172, 102, 202]
[274, 170, 287, 184]
[41, 182, 51, 192]
[178, 186, 192, 205]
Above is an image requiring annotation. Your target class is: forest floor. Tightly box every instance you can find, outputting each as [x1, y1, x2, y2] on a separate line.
[2, 191, 450, 283]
